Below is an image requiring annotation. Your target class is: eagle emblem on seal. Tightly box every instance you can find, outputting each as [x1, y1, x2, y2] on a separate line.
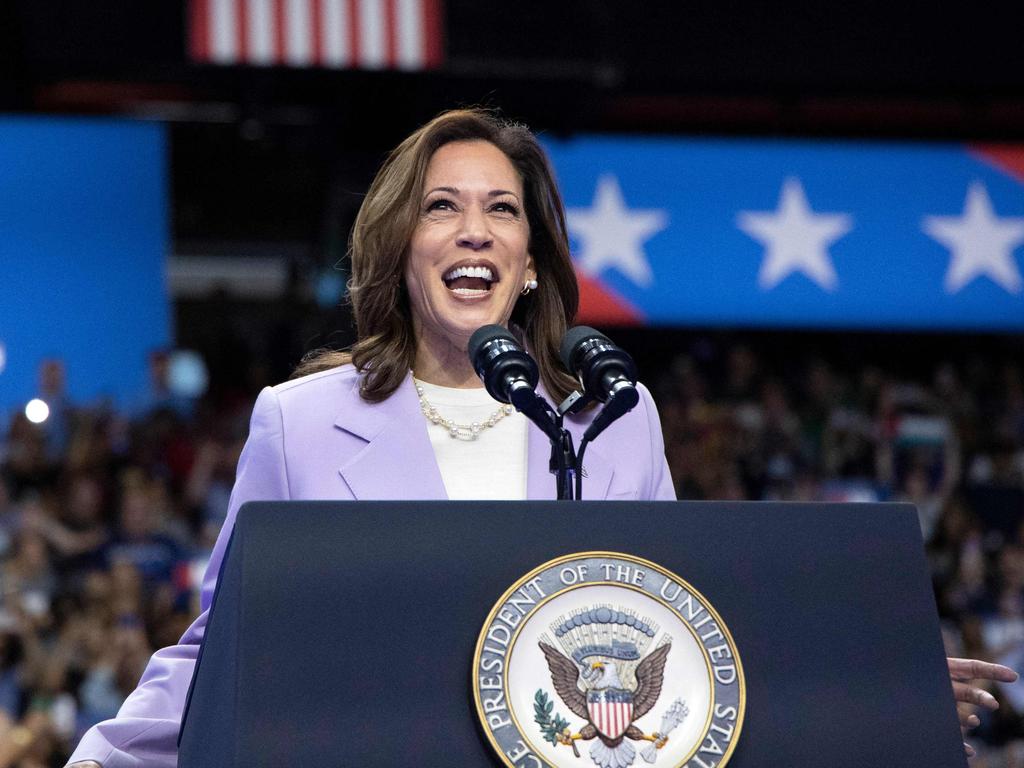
[537, 605, 688, 768]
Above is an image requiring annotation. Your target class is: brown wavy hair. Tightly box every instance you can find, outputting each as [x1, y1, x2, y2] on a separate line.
[294, 108, 580, 402]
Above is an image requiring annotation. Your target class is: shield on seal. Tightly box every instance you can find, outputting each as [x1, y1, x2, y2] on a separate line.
[587, 688, 634, 739]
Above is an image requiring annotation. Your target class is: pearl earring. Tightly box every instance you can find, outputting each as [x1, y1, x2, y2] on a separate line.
[521, 278, 538, 295]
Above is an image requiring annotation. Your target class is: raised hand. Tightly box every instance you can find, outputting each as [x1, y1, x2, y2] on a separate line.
[948, 657, 1019, 757]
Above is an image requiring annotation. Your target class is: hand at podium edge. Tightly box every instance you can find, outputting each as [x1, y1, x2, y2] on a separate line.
[948, 656, 1019, 757]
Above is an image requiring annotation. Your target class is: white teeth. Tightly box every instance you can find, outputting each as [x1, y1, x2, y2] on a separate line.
[451, 287, 489, 296]
[443, 265, 495, 282]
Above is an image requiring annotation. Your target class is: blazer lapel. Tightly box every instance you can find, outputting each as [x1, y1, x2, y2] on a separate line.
[333, 374, 448, 500]
[571, 437, 614, 501]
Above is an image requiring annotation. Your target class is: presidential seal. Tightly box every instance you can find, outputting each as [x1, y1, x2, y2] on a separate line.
[473, 552, 745, 768]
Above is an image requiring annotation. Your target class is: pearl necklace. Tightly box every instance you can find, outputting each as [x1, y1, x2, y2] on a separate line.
[414, 379, 514, 440]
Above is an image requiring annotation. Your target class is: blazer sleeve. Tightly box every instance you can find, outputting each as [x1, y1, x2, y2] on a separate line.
[66, 387, 291, 767]
[639, 383, 677, 501]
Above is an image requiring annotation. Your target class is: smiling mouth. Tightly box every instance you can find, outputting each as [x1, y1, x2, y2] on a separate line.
[442, 264, 496, 296]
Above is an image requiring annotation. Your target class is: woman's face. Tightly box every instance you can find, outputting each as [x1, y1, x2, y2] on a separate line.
[404, 139, 535, 359]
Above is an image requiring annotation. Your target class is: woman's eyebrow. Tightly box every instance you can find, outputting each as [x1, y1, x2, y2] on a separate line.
[423, 186, 520, 199]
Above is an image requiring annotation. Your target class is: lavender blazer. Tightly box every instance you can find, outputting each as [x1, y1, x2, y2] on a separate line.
[68, 365, 675, 767]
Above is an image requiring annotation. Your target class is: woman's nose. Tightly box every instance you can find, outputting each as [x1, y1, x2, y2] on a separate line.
[456, 206, 492, 250]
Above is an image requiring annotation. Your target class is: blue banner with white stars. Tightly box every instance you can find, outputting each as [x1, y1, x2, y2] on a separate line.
[543, 137, 1024, 330]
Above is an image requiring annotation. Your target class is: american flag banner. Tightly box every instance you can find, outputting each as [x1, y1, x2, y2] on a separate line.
[189, 0, 443, 70]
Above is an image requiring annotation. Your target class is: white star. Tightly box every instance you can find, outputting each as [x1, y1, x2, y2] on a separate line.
[566, 174, 668, 287]
[736, 177, 853, 292]
[922, 182, 1024, 295]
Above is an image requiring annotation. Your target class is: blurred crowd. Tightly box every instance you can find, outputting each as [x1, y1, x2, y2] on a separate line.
[1, 342, 1022, 765]
[0, 357, 248, 766]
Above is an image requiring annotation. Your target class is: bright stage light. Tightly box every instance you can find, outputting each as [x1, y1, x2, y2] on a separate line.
[168, 350, 209, 398]
[0, 342, 5, 374]
[25, 399, 50, 424]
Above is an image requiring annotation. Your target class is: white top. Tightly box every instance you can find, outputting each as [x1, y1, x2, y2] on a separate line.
[415, 379, 529, 500]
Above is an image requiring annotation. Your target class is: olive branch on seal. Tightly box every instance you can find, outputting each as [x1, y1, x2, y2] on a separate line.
[534, 689, 572, 747]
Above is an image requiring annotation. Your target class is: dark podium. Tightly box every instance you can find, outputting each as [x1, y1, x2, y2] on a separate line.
[178, 501, 967, 767]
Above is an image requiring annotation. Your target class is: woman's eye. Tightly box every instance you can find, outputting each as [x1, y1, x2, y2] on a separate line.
[491, 202, 520, 215]
[426, 199, 455, 212]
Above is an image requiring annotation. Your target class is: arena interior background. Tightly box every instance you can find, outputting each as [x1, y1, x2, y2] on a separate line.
[0, 2, 1022, 765]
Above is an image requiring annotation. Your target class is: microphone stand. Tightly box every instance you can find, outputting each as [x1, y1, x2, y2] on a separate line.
[514, 391, 577, 501]
[525, 385, 637, 501]
[550, 417, 577, 501]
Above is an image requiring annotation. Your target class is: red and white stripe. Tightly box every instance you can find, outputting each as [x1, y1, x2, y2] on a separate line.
[189, 0, 443, 70]
[588, 699, 633, 740]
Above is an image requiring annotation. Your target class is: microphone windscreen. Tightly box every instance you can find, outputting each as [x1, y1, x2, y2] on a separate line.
[559, 326, 609, 371]
[468, 324, 517, 365]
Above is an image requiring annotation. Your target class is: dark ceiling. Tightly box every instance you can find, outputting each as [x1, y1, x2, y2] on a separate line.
[5, 0, 1024, 131]
[3, 0, 1023, 247]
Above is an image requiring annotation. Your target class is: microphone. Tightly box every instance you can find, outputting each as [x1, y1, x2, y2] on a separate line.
[560, 326, 640, 441]
[560, 326, 639, 406]
[468, 325, 540, 412]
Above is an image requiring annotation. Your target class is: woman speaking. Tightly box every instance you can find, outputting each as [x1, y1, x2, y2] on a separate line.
[66, 110, 1011, 766]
